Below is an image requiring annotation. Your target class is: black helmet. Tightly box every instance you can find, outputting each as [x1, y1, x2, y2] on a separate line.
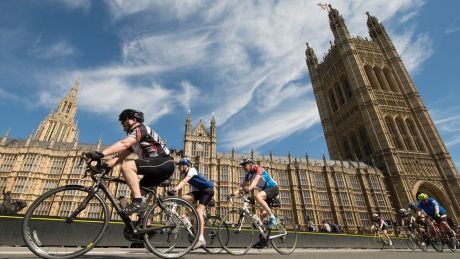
[119, 109, 144, 123]
[408, 202, 417, 210]
[239, 158, 253, 166]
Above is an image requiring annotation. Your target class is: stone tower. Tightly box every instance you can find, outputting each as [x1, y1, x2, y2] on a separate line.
[305, 5, 460, 218]
[183, 112, 217, 180]
[34, 78, 79, 143]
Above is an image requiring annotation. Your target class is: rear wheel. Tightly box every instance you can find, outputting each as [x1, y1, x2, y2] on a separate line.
[22, 185, 109, 259]
[142, 197, 200, 258]
[218, 210, 254, 255]
[270, 216, 297, 254]
[203, 216, 225, 254]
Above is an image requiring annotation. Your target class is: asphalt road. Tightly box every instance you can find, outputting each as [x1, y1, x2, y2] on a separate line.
[0, 247, 458, 259]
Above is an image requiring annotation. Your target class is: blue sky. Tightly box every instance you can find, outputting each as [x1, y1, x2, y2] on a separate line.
[0, 0, 459, 168]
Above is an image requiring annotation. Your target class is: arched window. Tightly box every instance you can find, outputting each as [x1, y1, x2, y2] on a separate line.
[374, 66, 390, 91]
[395, 117, 409, 150]
[385, 117, 402, 149]
[342, 139, 352, 160]
[328, 89, 338, 112]
[364, 65, 381, 90]
[350, 132, 363, 160]
[383, 67, 398, 92]
[406, 118, 426, 152]
[341, 75, 353, 99]
[359, 128, 373, 156]
[335, 82, 345, 105]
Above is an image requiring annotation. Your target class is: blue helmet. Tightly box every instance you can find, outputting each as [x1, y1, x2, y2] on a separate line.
[176, 158, 192, 166]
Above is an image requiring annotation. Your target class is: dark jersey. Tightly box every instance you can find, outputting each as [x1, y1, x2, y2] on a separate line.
[127, 124, 170, 158]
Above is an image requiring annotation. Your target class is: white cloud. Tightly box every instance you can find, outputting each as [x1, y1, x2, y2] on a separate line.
[445, 14, 460, 34]
[391, 29, 433, 74]
[30, 41, 77, 59]
[57, 0, 91, 12]
[0, 88, 19, 101]
[38, 0, 432, 150]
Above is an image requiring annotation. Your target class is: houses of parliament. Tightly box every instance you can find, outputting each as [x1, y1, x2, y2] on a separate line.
[0, 6, 459, 232]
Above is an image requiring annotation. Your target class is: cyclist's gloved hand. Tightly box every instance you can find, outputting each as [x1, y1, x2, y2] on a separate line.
[84, 151, 104, 161]
[434, 213, 441, 219]
[167, 190, 177, 196]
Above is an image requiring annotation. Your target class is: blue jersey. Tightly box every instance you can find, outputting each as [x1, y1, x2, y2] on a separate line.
[244, 165, 277, 190]
[417, 198, 446, 217]
[182, 167, 213, 191]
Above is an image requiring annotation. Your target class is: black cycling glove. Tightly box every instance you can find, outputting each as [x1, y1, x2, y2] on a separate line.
[85, 151, 104, 160]
[167, 190, 177, 196]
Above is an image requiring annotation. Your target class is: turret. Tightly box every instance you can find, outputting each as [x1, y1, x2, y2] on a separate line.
[328, 4, 351, 41]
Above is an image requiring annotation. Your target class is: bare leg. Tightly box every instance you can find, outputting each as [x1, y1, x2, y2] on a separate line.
[196, 204, 206, 239]
[121, 161, 141, 199]
[255, 191, 273, 217]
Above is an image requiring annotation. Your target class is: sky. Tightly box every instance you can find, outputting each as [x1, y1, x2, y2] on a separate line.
[0, 0, 459, 168]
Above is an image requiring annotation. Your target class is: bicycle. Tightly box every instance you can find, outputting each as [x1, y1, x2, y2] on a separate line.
[22, 157, 200, 259]
[372, 226, 393, 250]
[423, 216, 457, 252]
[218, 194, 297, 255]
[401, 218, 427, 251]
[200, 199, 225, 254]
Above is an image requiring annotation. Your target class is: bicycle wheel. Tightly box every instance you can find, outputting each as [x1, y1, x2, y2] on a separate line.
[218, 210, 254, 255]
[22, 185, 109, 259]
[142, 197, 200, 259]
[446, 235, 457, 252]
[374, 233, 384, 250]
[270, 216, 297, 255]
[429, 227, 443, 252]
[406, 232, 417, 250]
[203, 216, 225, 254]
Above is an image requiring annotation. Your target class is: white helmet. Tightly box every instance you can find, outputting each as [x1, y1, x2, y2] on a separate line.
[399, 208, 406, 214]
[372, 213, 379, 218]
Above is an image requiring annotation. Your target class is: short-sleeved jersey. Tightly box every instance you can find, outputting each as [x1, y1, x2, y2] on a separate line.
[127, 124, 170, 158]
[244, 165, 277, 190]
[373, 216, 387, 226]
[417, 198, 447, 217]
[181, 167, 214, 191]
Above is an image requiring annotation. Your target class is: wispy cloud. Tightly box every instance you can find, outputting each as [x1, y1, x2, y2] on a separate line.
[0, 88, 20, 101]
[445, 14, 460, 34]
[30, 41, 77, 59]
[57, 0, 91, 13]
[36, 0, 431, 151]
[431, 106, 460, 148]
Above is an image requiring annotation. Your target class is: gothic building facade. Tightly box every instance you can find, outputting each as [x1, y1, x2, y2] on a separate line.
[305, 5, 460, 219]
[0, 6, 458, 232]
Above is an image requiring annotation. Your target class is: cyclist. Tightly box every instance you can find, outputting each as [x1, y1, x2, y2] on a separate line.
[233, 159, 279, 229]
[167, 158, 214, 250]
[83, 109, 175, 214]
[371, 213, 393, 246]
[416, 193, 456, 237]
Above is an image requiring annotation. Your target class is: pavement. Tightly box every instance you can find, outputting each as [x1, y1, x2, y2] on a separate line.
[0, 247, 459, 259]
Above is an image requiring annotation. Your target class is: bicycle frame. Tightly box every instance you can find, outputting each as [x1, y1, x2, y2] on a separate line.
[229, 195, 287, 240]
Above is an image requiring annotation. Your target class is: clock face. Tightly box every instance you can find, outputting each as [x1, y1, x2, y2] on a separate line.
[196, 143, 203, 150]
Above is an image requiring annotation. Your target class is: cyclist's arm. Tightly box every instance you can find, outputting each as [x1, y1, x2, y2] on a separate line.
[173, 175, 193, 192]
[102, 136, 137, 157]
[246, 174, 261, 192]
[233, 180, 248, 196]
[106, 149, 131, 167]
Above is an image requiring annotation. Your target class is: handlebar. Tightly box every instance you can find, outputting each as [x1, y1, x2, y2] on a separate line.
[80, 153, 111, 179]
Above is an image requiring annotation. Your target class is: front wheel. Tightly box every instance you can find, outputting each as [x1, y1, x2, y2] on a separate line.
[406, 232, 417, 250]
[429, 227, 443, 252]
[446, 235, 457, 252]
[22, 185, 110, 259]
[203, 216, 225, 254]
[270, 216, 297, 254]
[142, 197, 200, 259]
[218, 210, 254, 255]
